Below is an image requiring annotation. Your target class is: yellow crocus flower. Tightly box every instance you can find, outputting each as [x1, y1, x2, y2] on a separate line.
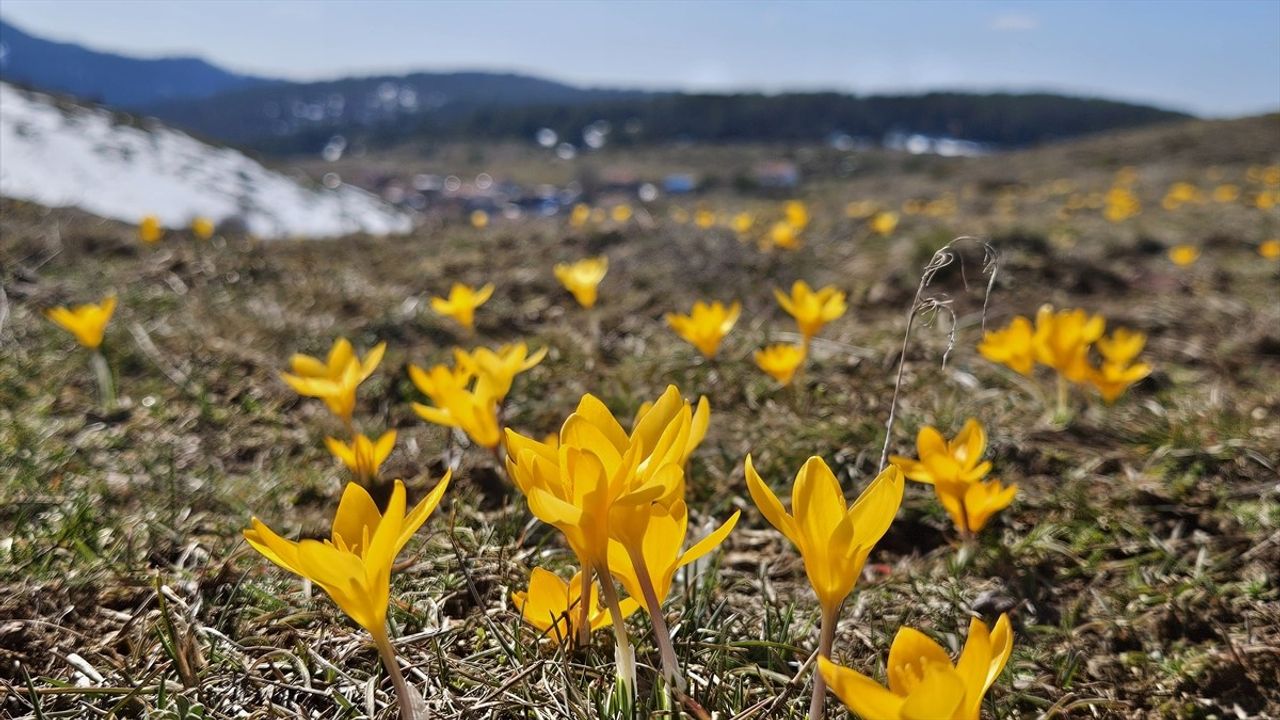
[746, 455, 904, 717]
[745, 455, 904, 617]
[283, 337, 386, 386]
[611, 204, 633, 223]
[411, 378, 501, 449]
[569, 203, 591, 228]
[818, 614, 1013, 720]
[754, 343, 807, 385]
[783, 200, 810, 231]
[1259, 239, 1280, 259]
[695, 209, 717, 229]
[244, 477, 450, 717]
[505, 385, 699, 687]
[45, 296, 116, 349]
[890, 419, 992, 487]
[430, 282, 495, 330]
[191, 216, 215, 240]
[139, 214, 163, 244]
[554, 256, 609, 309]
[1168, 245, 1200, 267]
[511, 567, 638, 644]
[1032, 305, 1105, 384]
[606, 497, 739, 687]
[666, 300, 741, 359]
[731, 212, 755, 235]
[244, 476, 449, 634]
[1090, 328, 1151, 403]
[769, 221, 801, 250]
[281, 338, 385, 423]
[943, 478, 1018, 534]
[774, 281, 846, 342]
[324, 431, 396, 483]
[870, 210, 899, 237]
[454, 342, 547, 400]
[470, 209, 490, 228]
[977, 316, 1036, 376]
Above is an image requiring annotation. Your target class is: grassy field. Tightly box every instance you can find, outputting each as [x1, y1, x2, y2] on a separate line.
[2, 115, 1279, 719]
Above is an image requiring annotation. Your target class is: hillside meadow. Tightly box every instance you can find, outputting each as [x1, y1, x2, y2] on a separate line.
[2, 117, 1279, 718]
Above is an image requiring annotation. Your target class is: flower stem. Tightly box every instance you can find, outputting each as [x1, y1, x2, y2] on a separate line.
[578, 567, 593, 648]
[90, 350, 116, 410]
[808, 604, 838, 720]
[374, 627, 422, 720]
[596, 565, 636, 704]
[1054, 373, 1070, 424]
[632, 551, 686, 691]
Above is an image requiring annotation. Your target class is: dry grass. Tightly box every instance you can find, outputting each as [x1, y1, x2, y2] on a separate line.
[2, 118, 1279, 719]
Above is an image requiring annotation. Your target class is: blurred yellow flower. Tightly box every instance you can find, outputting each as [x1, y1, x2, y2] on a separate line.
[1103, 186, 1141, 222]
[1260, 239, 1280, 259]
[453, 342, 546, 400]
[666, 300, 741, 359]
[280, 338, 386, 423]
[1090, 328, 1151, 403]
[1161, 182, 1203, 210]
[244, 476, 450, 635]
[754, 343, 807, 385]
[611, 204, 633, 223]
[470, 209, 490, 228]
[977, 316, 1036, 376]
[1032, 305, 1105, 384]
[695, 209, 717, 229]
[191, 216, 215, 240]
[870, 210, 899, 237]
[670, 206, 690, 224]
[731, 212, 755, 235]
[783, 200, 810, 231]
[774, 280, 846, 341]
[570, 203, 591, 228]
[45, 295, 116, 349]
[138, 214, 164, 244]
[1168, 245, 1200, 267]
[818, 614, 1013, 720]
[324, 431, 396, 483]
[409, 362, 501, 448]
[1211, 184, 1240, 203]
[845, 200, 877, 219]
[554, 256, 608, 308]
[944, 478, 1019, 534]
[769, 221, 801, 250]
[512, 567, 637, 643]
[431, 282, 494, 330]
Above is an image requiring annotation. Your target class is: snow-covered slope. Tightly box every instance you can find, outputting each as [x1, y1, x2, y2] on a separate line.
[0, 82, 410, 239]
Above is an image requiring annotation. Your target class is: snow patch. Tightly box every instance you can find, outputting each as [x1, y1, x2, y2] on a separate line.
[0, 82, 410, 239]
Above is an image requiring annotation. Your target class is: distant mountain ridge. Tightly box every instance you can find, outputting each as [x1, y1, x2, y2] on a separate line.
[0, 16, 1193, 156]
[0, 18, 268, 106]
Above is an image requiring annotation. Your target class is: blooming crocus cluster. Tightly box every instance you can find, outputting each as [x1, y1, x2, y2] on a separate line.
[979, 305, 1149, 414]
[746, 455, 905, 717]
[410, 342, 544, 450]
[245, 476, 450, 720]
[890, 418, 1016, 536]
[430, 282, 494, 331]
[753, 281, 845, 385]
[505, 386, 730, 694]
[666, 300, 741, 359]
[819, 614, 1013, 720]
[554, 256, 609, 309]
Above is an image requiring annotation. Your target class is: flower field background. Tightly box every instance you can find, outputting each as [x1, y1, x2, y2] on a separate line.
[2, 112, 1279, 718]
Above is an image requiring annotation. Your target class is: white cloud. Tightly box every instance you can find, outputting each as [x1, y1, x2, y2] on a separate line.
[990, 13, 1039, 32]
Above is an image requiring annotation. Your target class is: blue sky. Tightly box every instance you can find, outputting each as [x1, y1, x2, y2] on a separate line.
[3, 0, 1278, 116]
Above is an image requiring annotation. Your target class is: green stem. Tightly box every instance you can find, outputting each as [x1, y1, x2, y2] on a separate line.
[1054, 373, 1070, 423]
[578, 565, 593, 648]
[809, 604, 839, 720]
[90, 350, 116, 410]
[595, 564, 636, 704]
[374, 627, 421, 720]
[632, 551, 686, 691]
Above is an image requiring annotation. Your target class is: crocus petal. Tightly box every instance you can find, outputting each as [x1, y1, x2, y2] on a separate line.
[818, 656, 906, 720]
[887, 626, 953, 696]
[744, 455, 799, 545]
